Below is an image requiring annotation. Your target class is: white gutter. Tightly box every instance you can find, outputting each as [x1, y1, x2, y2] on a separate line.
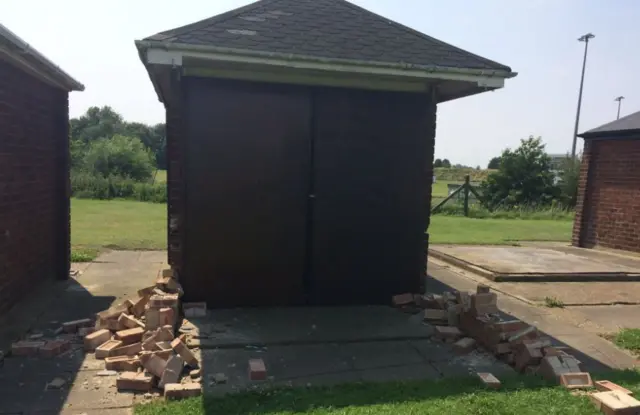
[0, 23, 84, 91]
[135, 39, 517, 86]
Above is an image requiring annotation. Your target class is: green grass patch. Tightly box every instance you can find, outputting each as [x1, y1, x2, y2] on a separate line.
[434, 167, 493, 182]
[544, 297, 565, 308]
[429, 216, 571, 245]
[70, 247, 99, 262]
[135, 375, 604, 415]
[71, 198, 166, 252]
[612, 329, 640, 354]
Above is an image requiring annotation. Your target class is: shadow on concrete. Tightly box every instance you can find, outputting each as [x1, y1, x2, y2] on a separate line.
[0, 275, 116, 414]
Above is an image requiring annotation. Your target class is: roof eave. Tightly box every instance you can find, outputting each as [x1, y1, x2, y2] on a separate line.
[135, 39, 517, 80]
[0, 23, 84, 92]
[579, 129, 640, 139]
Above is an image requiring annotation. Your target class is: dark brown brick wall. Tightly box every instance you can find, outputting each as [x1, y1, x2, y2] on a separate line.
[0, 59, 70, 314]
[572, 138, 640, 252]
[165, 69, 185, 273]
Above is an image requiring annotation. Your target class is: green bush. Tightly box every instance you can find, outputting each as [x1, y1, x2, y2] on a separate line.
[81, 135, 155, 181]
[71, 172, 167, 203]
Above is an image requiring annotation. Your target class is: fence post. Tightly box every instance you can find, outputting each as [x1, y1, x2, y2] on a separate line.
[463, 175, 470, 217]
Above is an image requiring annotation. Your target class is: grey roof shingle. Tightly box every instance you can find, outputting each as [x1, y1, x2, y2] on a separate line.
[580, 110, 640, 138]
[144, 0, 511, 72]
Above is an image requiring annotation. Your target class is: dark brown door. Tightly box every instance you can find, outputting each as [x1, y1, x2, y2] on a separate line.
[183, 78, 311, 307]
[310, 88, 430, 305]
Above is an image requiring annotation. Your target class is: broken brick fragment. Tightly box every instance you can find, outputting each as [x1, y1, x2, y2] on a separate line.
[433, 326, 462, 341]
[453, 337, 476, 354]
[590, 391, 640, 414]
[159, 355, 184, 389]
[595, 380, 633, 395]
[143, 353, 169, 377]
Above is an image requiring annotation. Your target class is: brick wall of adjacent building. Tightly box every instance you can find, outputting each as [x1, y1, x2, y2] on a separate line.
[0, 59, 70, 315]
[572, 138, 640, 252]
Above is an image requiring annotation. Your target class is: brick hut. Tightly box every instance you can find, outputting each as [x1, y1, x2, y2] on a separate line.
[0, 24, 84, 313]
[573, 110, 640, 252]
[136, 0, 515, 307]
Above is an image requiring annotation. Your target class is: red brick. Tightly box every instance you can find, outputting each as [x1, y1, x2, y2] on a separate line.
[159, 307, 176, 327]
[130, 295, 150, 318]
[433, 326, 462, 340]
[477, 372, 501, 389]
[590, 391, 640, 414]
[171, 338, 198, 367]
[115, 327, 144, 345]
[109, 342, 142, 357]
[149, 294, 179, 309]
[105, 356, 141, 371]
[62, 318, 93, 333]
[84, 329, 111, 351]
[559, 372, 593, 390]
[453, 337, 476, 354]
[95, 340, 123, 359]
[595, 380, 633, 395]
[164, 383, 201, 399]
[143, 354, 168, 377]
[38, 340, 70, 358]
[116, 371, 153, 392]
[423, 309, 447, 321]
[476, 284, 490, 294]
[118, 314, 144, 330]
[159, 355, 184, 389]
[392, 293, 414, 307]
[183, 302, 207, 318]
[248, 358, 267, 381]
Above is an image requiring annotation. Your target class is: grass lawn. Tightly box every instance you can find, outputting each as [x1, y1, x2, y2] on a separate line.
[71, 198, 166, 258]
[153, 169, 167, 184]
[612, 329, 640, 355]
[70, 199, 570, 261]
[429, 216, 571, 245]
[135, 371, 640, 415]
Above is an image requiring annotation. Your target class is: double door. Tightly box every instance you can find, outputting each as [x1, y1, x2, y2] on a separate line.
[183, 78, 430, 307]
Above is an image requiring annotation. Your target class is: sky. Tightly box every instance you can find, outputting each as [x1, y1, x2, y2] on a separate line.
[4, 0, 639, 167]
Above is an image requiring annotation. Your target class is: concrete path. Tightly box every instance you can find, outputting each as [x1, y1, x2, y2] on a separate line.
[0, 250, 165, 415]
[428, 259, 639, 371]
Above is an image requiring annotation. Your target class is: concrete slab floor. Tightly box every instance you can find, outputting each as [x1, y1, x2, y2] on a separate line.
[187, 306, 434, 348]
[496, 281, 640, 306]
[570, 305, 640, 332]
[431, 244, 640, 275]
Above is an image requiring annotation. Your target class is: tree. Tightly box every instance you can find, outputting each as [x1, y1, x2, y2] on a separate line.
[481, 136, 559, 207]
[82, 135, 155, 181]
[557, 154, 581, 207]
[441, 159, 451, 168]
[434, 158, 443, 168]
[70, 106, 166, 169]
[487, 156, 501, 169]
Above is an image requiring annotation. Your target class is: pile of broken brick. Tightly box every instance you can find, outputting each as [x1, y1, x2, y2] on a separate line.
[393, 284, 640, 414]
[10, 269, 210, 400]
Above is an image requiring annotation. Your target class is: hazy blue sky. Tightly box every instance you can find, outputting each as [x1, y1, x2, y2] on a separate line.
[4, 0, 639, 166]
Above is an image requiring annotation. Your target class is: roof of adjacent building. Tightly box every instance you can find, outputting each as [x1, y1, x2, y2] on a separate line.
[144, 0, 512, 73]
[580, 110, 640, 139]
[0, 23, 84, 91]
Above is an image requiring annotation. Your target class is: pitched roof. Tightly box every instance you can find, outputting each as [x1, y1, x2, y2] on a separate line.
[144, 0, 511, 73]
[580, 110, 640, 139]
[0, 23, 84, 91]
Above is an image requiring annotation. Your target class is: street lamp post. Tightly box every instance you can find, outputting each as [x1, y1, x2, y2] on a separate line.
[571, 33, 595, 159]
[615, 96, 625, 120]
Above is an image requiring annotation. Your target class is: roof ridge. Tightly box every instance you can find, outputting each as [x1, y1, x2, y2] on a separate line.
[146, 0, 281, 41]
[338, 0, 510, 71]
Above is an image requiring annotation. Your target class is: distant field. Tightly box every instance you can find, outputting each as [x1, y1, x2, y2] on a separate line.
[434, 167, 493, 182]
[153, 169, 167, 184]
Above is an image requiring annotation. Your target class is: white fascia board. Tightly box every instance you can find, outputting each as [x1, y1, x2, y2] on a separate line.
[145, 48, 506, 89]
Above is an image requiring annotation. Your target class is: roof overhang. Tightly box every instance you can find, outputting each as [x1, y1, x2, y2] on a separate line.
[579, 130, 640, 140]
[0, 24, 84, 92]
[135, 40, 516, 104]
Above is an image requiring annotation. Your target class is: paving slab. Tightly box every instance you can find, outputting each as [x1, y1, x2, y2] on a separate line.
[189, 306, 434, 348]
[496, 281, 640, 305]
[570, 305, 640, 332]
[430, 244, 640, 281]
